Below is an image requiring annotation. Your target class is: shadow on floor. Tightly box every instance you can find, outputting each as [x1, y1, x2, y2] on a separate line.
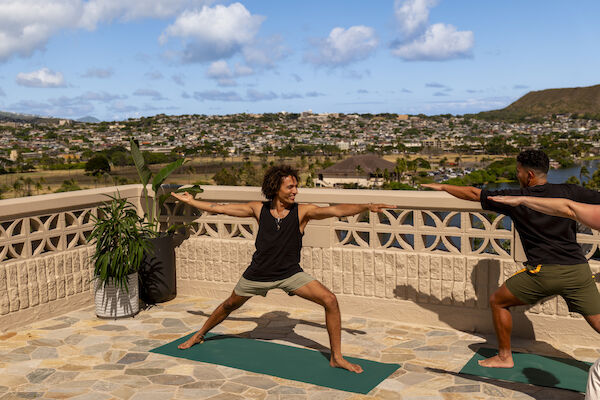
[393, 258, 589, 372]
[187, 309, 366, 359]
[426, 366, 585, 400]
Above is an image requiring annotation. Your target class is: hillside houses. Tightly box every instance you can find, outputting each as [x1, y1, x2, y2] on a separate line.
[2, 112, 600, 163]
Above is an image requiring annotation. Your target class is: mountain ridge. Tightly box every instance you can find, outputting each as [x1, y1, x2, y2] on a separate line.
[474, 84, 600, 120]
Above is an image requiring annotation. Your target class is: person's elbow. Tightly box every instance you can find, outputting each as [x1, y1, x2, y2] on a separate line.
[468, 188, 481, 201]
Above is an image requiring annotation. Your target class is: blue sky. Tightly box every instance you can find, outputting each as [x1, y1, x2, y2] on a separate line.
[0, 0, 599, 121]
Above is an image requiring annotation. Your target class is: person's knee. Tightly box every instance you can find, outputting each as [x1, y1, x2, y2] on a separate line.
[489, 292, 500, 308]
[322, 292, 338, 310]
[222, 297, 242, 313]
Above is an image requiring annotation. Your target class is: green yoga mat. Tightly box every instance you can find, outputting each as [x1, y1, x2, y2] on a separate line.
[460, 348, 592, 393]
[150, 332, 400, 394]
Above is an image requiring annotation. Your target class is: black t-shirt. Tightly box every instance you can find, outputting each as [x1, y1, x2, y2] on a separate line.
[480, 183, 600, 266]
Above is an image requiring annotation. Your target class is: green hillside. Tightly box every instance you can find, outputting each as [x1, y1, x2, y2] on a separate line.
[473, 84, 600, 121]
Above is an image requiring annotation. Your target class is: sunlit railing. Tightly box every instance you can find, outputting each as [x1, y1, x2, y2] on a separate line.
[2, 185, 600, 343]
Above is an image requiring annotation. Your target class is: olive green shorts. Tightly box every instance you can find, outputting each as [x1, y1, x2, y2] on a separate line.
[506, 263, 600, 316]
[234, 272, 315, 297]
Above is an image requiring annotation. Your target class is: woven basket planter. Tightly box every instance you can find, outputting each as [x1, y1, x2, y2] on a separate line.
[94, 273, 139, 318]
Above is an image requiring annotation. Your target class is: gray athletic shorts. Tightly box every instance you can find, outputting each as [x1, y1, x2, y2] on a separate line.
[234, 272, 315, 297]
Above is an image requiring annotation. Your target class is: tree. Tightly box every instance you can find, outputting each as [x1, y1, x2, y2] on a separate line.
[85, 155, 111, 176]
[12, 178, 23, 198]
[565, 176, 580, 185]
[213, 167, 238, 186]
[395, 158, 407, 182]
[23, 177, 34, 196]
[580, 165, 590, 185]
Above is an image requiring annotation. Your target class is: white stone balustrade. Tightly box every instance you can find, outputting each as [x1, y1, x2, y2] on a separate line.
[2, 185, 600, 345]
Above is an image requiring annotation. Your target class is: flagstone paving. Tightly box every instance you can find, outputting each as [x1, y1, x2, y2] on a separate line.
[0, 296, 595, 399]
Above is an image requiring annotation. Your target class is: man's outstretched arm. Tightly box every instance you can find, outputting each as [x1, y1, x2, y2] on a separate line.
[421, 183, 482, 202]
[303, 203, 396, 221]
[489, 196, 600, 231]
[171, 191, 261, 218]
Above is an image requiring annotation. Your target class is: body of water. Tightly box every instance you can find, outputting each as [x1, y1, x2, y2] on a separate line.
[484, 159, 600, 190]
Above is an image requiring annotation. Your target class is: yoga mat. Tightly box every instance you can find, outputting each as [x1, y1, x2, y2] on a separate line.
[460, 348, 592, 393]
[150, 332, 400, 394]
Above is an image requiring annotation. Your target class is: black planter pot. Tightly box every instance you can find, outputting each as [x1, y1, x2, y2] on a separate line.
[139, 234, 176, 304]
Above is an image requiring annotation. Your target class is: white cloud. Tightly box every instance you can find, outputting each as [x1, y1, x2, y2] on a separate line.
[206, 60, 254, 86]
[206, 60, 232, 79]
[16, 68, 66, 88]
[281, 92, 302, 99]
[172, 74, 186, 86]
[81, 67, 114, 78]
[133, 89, 166, 100]
[160, 3, 265, 63]
[0, 0, 212, 62]
[392, 0, 474, 61]
[8, 98, 93, 117]
[234, 64, 253, 76]
[0, 0, 83, 61]
[79, 0, 212, 29]
[306, 26, 378, 67]
[193, 90, 243, 102]
[392, 23, 473, 61]
[394, 0, 437, 37]
[246, 89, 277, 101]
[79, 91, 125, 102]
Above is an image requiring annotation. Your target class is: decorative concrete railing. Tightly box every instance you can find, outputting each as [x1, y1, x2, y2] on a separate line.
[2, 185, 600, 345]
[0, 185, 143, 328]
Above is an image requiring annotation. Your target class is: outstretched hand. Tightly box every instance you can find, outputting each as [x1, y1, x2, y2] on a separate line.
[368, 203, 396, 213]
[487, 195, 524, 206]
[421, 183, 444, 191]
[171, 191, 194, 203]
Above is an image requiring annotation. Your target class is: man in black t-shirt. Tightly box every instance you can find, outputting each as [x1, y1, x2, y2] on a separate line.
[423, 150, 600, 368]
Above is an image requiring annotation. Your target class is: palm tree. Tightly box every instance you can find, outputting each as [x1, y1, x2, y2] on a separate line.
[395, 158, 407, 182]
[580, 165, 590, 185]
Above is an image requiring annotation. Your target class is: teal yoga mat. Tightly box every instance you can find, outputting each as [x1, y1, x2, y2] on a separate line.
[150, 332, 400, 394]
[460, 348, 592, 393]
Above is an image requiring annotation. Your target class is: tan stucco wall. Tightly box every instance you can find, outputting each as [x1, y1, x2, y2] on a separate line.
[176, 237, 600, 347]
[0, 246, 95, 331]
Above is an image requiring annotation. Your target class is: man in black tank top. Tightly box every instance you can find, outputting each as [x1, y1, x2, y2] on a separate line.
[172, 165, 394, 374]
[423, 150, 600, 369]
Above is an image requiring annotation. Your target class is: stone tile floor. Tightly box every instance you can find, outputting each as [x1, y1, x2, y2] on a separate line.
[0, 296, 597, 400]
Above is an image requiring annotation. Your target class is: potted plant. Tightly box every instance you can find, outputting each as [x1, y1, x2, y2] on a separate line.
[130, 139, 202, 304]
[90, 195, 153, 318]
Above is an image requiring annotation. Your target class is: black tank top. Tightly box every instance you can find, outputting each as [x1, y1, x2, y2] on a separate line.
[242, 202, 303, 281]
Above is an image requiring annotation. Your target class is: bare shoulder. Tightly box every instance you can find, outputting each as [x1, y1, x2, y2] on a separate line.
[298, 203, 319, 219]
[247, 201, 264, 212]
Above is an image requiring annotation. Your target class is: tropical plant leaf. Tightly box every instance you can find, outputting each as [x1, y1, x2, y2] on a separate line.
[89, 194, 150, 291]
[151, 158, 185, 192]
[130, 139, 151, 186]
[174, 185, 203, 195]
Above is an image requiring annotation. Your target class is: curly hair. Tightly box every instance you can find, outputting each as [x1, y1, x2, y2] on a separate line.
[516, 149, 549, 174]
[261, 165, 299, 200]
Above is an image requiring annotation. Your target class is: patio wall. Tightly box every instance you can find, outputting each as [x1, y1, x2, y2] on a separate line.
[2, 185, 600, 346]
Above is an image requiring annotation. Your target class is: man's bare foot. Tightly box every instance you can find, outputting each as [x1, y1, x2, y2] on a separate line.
[330, 356, 363, 373]
[178, 333, 205, 350]
[478, 354, 514, 368]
